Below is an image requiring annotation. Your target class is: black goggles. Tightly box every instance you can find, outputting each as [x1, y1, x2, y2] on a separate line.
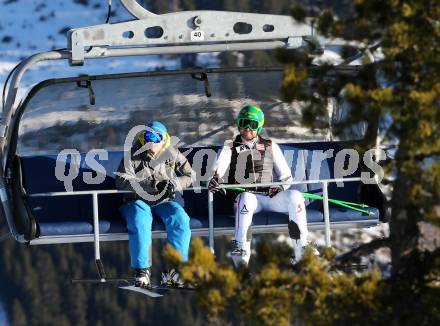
[238, 119, 259, 131]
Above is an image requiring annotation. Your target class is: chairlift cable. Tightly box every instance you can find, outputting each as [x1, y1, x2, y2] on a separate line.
[105, 0, 112, 24]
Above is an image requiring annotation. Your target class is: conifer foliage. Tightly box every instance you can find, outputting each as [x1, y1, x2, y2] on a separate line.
[172, 0, 440, 325]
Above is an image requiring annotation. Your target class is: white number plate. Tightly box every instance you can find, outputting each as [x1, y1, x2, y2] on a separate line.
[190, 30, 205, 41]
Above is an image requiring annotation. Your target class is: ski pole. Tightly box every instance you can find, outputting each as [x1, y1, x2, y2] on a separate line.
[223, 187, 373, 215]
[300, 193, 369, 208]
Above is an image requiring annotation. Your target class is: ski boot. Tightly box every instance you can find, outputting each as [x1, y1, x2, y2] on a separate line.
[290, 241, 319, 265]
[161, 269, 185, 288]
[230, 240, 251, 268]
[134, 267, 151, 289]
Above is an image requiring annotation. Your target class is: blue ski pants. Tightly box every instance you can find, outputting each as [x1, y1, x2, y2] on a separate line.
[120, 200, 191, 269]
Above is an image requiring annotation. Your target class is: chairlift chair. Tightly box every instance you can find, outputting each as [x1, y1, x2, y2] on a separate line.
[0, 0, 387, 280]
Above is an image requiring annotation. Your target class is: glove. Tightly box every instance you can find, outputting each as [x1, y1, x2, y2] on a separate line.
[156, 180, 176, 200]
[268, 186, 283, 198]
[208, 177, 226, 195]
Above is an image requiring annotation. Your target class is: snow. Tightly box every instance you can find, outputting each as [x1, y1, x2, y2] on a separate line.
[0, 0, 380, 108]
[277, 222, 391, 270]
[312, 49, 346, 65]
[0, 0, 219, 106]
[0, 62, 16, 75]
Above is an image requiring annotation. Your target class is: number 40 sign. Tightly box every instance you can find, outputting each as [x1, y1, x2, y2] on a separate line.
[190, 30, 205, 41]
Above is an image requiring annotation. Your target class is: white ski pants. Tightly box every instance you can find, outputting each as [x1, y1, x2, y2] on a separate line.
[234, 189, 308, 246]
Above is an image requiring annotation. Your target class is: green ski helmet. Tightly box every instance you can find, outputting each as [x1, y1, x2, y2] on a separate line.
[236, 105, 265, 134]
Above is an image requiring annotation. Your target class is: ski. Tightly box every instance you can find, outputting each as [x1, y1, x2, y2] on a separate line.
[118, 284, 195, 297]
[72, 277, 195, 297]
[330, 263, 369, 273]
[340, 263, 368, 272]
[152, 284, 196, 292]
[119, 285, 163, 298]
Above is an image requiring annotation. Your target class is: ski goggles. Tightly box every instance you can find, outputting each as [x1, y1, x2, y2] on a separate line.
[238, 118, 259, 131]
[144, 130, 164, 143]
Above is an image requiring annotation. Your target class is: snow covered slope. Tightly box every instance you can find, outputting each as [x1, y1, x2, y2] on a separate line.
[0, 0, 377, 107]
[0, 0, 218, 105]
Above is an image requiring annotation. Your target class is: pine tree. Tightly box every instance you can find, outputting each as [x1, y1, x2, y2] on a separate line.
[286, 0, 440, 289]
[169, 0, 440, 324]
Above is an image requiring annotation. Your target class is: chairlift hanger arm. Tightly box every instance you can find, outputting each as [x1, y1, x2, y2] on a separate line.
[120, 0, 158, 19]
[68, 10, 317, 66]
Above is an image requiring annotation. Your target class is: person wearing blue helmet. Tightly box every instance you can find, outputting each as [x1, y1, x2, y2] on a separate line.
[116, 121, 193, 289]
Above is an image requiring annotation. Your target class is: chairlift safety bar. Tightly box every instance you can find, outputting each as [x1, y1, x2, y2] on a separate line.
[27, 178, 363, 197]
[27, 177, 371, 267]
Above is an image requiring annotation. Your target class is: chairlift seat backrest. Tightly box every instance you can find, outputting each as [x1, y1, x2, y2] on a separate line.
[18, 140, 380, 239]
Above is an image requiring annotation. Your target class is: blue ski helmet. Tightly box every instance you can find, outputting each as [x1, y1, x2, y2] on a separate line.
[144, 121, 167, 143]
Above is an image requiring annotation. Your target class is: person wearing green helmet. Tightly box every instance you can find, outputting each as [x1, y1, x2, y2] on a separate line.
[208, 105, 311, 267]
